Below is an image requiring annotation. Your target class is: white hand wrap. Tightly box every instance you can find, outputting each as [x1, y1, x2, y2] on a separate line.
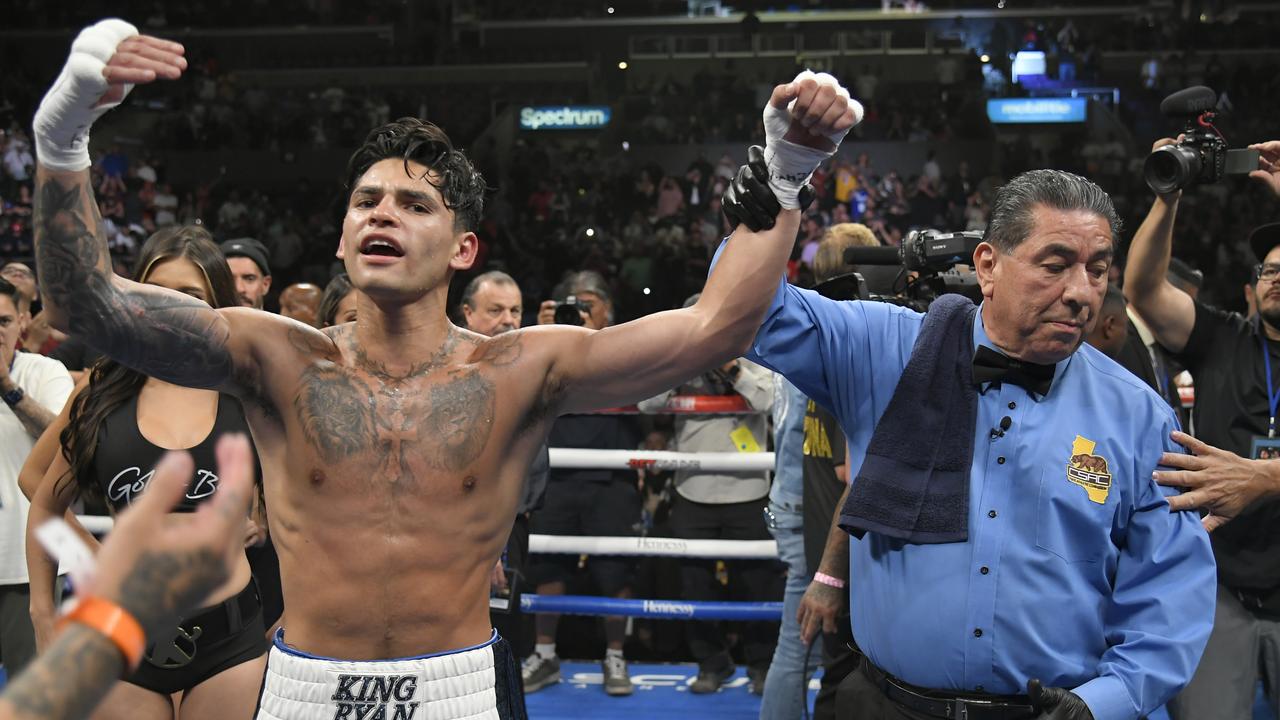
[33, 19, 139, 172]
[762, 70, 864, 208]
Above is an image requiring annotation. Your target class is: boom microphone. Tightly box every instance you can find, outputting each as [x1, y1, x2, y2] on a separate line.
[1159, 86, 1218, 116]
[843, 246, 902, 266]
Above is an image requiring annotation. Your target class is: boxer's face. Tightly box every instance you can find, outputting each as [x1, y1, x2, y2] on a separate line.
[975, 205, 1112, 365]
[339, 158, 477, 302]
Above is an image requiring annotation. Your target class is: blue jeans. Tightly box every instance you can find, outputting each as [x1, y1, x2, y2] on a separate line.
[761, 500, 820, 720]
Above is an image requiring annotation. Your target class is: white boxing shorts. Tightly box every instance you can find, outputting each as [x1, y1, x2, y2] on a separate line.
[255, 629, 526, 720]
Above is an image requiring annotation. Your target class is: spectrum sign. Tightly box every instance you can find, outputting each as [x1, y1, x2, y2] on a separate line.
[986, 97, 1087, 124]
[519, 105, 612, 131]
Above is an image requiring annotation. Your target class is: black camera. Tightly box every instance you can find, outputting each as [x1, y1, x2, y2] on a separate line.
[821, 229, 984, 310]
[553, 295, 588, 326]
[1143, 86, 1260, 195]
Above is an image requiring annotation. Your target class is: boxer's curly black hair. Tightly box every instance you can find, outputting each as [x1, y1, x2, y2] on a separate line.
[345, 117, 487, 233]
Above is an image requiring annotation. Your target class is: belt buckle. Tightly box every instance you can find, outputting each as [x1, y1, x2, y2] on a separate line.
[951, 699, 969, 720]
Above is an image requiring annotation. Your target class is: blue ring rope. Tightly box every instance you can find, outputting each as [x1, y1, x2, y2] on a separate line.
[519, 594, 783, 621]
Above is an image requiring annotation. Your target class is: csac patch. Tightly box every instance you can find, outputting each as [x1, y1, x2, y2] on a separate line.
[1066, 435, 1111, 505]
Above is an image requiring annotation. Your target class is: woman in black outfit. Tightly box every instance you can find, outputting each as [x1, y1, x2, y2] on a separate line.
[25, 225, 270, 720]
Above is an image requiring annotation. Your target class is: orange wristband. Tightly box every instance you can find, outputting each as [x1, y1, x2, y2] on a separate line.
[56, 596, 146, 672]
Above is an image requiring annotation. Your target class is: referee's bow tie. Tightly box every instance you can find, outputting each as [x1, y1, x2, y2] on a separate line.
[971, 345, 1055, 396]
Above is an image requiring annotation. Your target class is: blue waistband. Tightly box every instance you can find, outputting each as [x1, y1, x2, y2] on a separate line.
[272, 627, 500, 663]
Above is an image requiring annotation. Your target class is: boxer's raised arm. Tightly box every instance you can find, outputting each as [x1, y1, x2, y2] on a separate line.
[548, 72, 860, 414]
[33, 22, 254, 391]
[35, 168, 252, 389]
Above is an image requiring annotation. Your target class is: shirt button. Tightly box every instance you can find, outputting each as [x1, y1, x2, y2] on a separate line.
[997, 456, 1006, 465]
[973, 628, 983, 637]
[980, 566, 990, 575]
[1008, 402, 1016, 409]
[988, 510, 998, 518]
[976, 685, 985, 693]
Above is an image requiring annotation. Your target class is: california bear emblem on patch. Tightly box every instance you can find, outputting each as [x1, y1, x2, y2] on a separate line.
[1067, 435, 1111, 504]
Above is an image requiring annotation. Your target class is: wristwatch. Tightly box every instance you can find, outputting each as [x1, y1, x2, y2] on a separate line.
[2, 386, 24, 407]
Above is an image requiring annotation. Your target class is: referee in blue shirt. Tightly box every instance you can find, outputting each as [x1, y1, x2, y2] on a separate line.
[724, 168, 1216, 720]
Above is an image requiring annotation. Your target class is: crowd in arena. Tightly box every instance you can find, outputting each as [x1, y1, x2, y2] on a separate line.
[4, 5, 1280, 720]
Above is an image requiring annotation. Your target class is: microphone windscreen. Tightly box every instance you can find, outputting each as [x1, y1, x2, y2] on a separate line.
[1160, 86, 1217, 116]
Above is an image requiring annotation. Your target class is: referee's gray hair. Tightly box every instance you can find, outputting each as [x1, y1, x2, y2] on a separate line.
[461, 270, 518, 309]
[984, 169, 1122, 253]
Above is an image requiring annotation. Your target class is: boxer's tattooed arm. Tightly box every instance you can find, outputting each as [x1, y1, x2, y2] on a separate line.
[2, 624, 124, 720]
[471, 332, 522, 367]
[34, 170, 235, 388]
[117, 548, 227, 635]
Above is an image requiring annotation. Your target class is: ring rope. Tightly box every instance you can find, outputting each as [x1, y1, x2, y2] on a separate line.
[520, 594, 783, 621]
[529, 534, 779, 559]
[593, 395, 759, 415]
[549, 448, 775, 472]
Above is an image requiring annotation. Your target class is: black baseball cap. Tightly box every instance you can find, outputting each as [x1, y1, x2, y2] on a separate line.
[1250, 222, 1280, 265]
[219, 238, 271, 277]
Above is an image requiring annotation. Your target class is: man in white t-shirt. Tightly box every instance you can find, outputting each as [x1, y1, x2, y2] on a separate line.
[0, 277, 73, 677]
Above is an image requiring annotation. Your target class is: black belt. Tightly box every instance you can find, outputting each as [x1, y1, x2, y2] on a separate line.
[144, 578, 262, 669]
[179, 577, 261, 638]
[862, 660, 1037, 720]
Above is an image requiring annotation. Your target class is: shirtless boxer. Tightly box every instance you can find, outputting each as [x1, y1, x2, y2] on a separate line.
[31, 19, 858, 720]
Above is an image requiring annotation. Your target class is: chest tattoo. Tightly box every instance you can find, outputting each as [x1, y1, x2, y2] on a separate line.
[293, 357, 497, 484]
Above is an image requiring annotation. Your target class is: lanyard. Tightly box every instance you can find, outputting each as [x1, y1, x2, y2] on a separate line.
[1263, 333, 1280, 438]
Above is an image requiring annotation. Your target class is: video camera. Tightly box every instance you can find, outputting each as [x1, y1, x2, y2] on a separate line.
[814, 229, 984, 311]
[1143, 86, 1260, 195]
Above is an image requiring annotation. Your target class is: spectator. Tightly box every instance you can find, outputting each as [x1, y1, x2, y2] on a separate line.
[524, 270, 640, 698]
[278, 282, 322, 327]
[639, 292, 778, 695]
[317, 273, 357, 328]
[1083, 283, 1129, 359]
[218, 237, 272, 310]
[461, 270, 523, 337]
[1124, 146, 1280, 718]
[0, 276, 73, 678]
[23, 227, 270, 720]
[459, 270, 548, 688]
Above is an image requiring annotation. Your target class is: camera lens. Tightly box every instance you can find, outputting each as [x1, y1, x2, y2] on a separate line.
[553, 303, 585, 326]
[1144, 144, 1202, 194]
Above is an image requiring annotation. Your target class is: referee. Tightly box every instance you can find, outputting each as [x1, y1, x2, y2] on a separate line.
[733, 168, 1215, 720]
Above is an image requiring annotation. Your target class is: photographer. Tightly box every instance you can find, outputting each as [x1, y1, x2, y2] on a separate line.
[1124, 136, 1280, 720]
[637, 298, 778, 695]
[524, 270, 642, 697]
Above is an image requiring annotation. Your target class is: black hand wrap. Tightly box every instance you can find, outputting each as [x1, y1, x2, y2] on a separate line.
[1028, 678, 1095, 720]
[721, 145, 813, 233]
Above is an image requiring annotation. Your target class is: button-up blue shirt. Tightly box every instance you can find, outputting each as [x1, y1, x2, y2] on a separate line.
[744, 280, 1216, 720]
